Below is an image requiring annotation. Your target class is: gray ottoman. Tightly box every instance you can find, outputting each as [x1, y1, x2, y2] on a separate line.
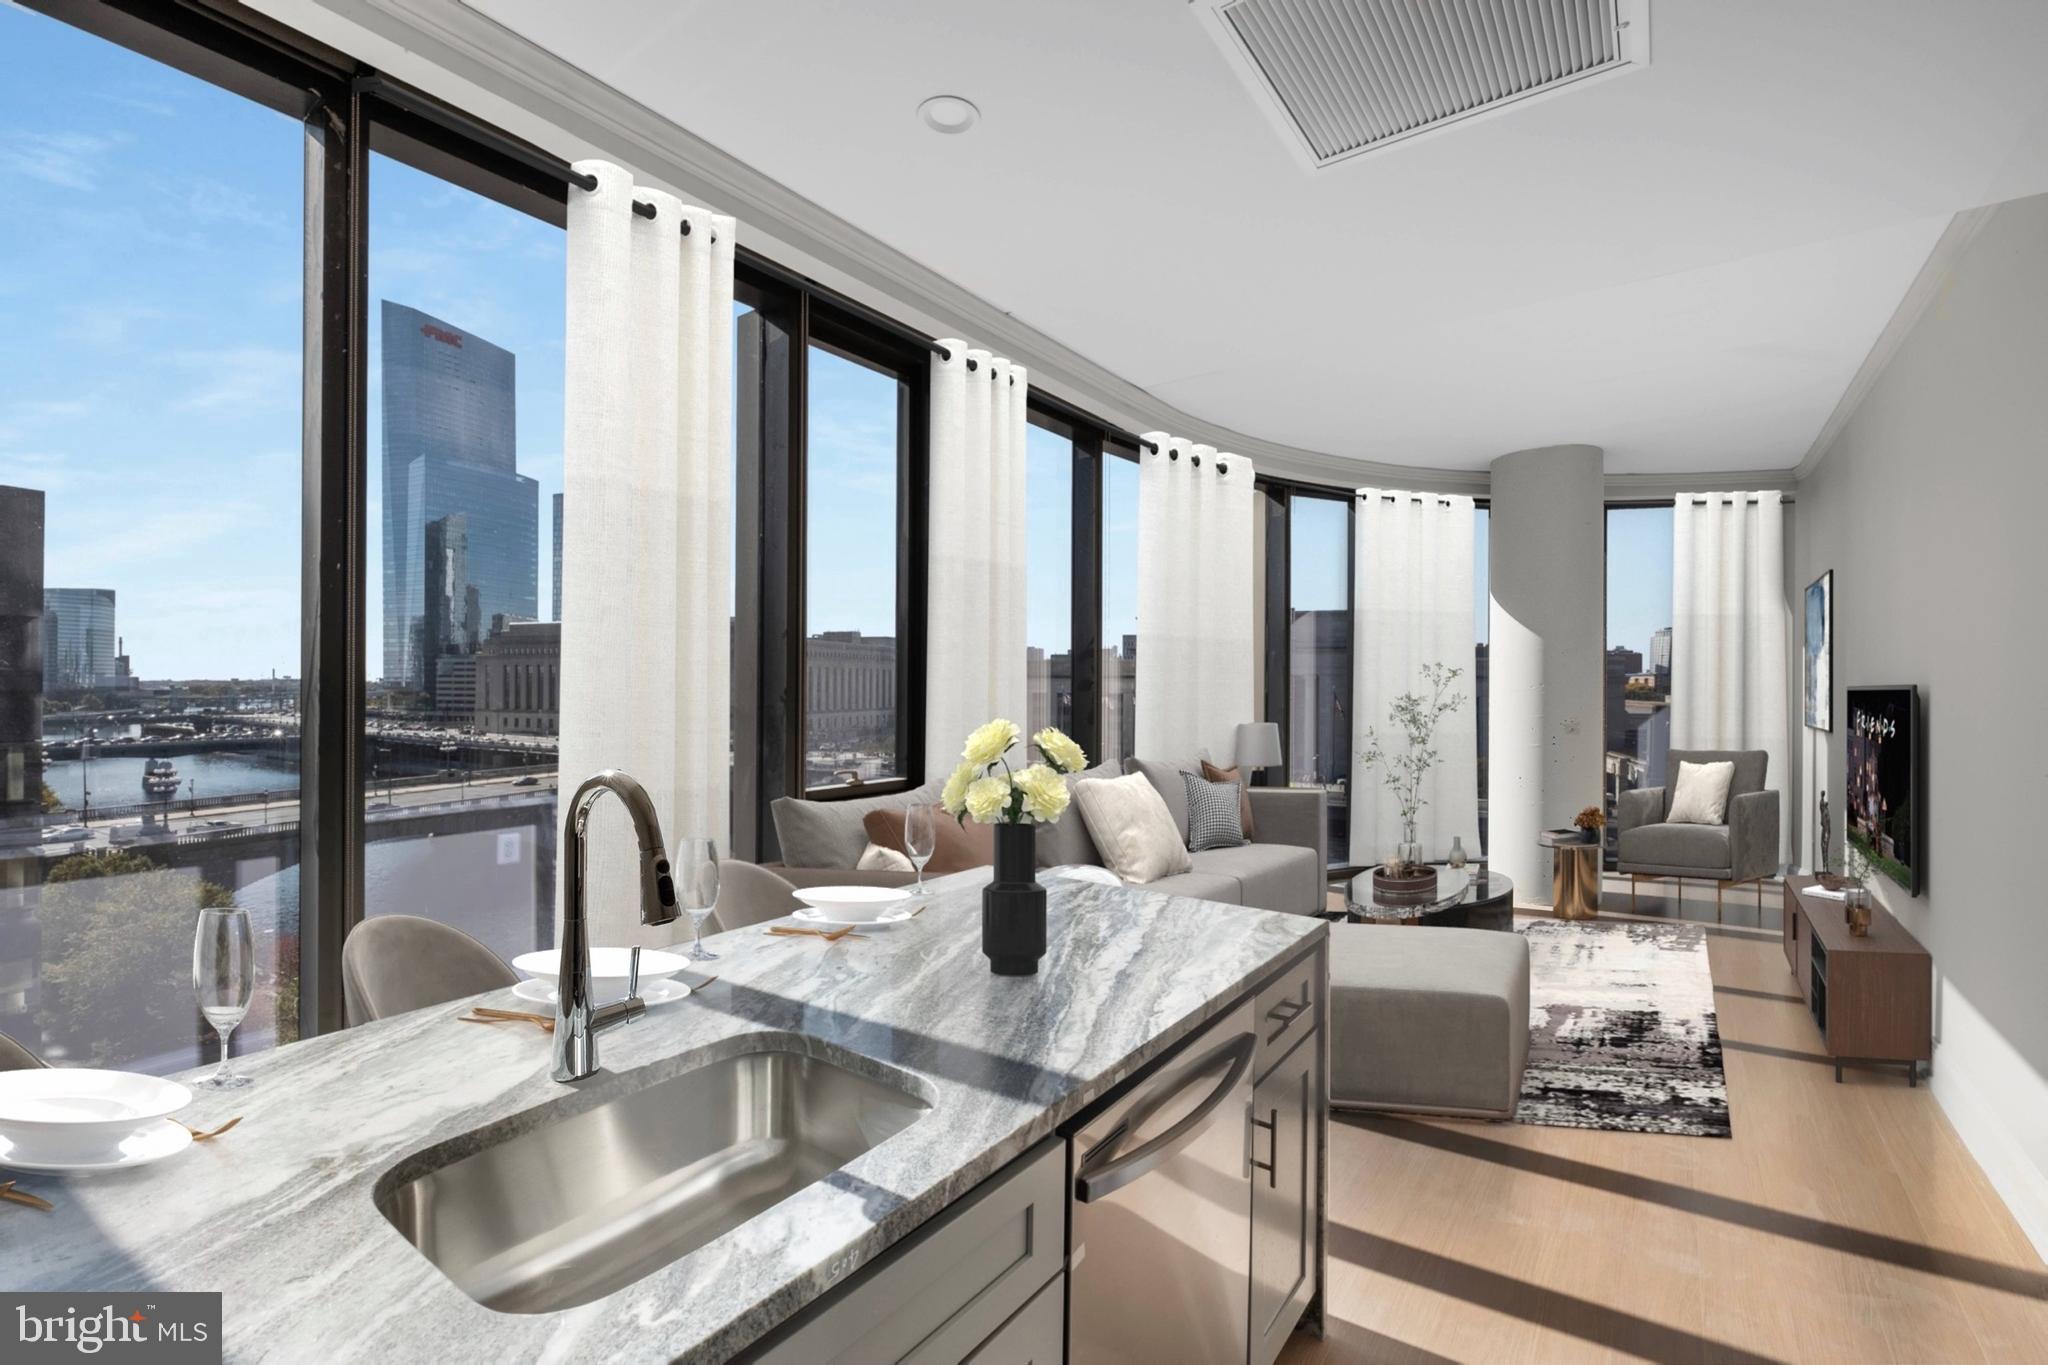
[1328, 924, 1530, 1119]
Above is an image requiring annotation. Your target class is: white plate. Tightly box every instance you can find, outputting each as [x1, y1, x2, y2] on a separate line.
[790, 886, 913, 923]
[791, 905, 920, 930]
[0, 1118, 191, 1174]
[0, 1068, 191, 1165]
[511, 947, 689, 997]
[510, 977, 692, 1008]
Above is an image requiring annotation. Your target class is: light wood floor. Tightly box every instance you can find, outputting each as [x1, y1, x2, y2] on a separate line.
[1284, 893, 2048, 1364]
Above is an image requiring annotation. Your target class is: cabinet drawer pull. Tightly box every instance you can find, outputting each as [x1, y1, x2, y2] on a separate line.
[1266, 998, 1308, 1025]
[1250, 1108, 1278, 1187]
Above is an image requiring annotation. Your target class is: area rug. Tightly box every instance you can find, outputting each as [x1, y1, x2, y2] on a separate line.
[1515, 919, 1731, 1138]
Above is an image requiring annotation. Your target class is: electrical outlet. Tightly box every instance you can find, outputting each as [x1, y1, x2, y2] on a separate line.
[497, 831, 522, 866]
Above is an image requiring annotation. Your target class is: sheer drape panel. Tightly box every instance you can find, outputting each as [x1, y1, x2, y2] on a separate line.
[560, 160, 734, 946]
[1135, 435, 1257, 761]
[925, 343, 1029, 767]
[1671, 490, 1790, 858]
[1350, 491, 1479, 864]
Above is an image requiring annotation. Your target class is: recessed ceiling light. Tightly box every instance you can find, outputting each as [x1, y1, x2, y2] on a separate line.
[917, 95, 980, 135]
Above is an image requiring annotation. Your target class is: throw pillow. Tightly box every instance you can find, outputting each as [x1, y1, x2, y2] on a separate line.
[1073, 774, 1193, 884]
[1666, 760, 1737, 825]
[1182, 771, 1247, 851]
[863, 807, 994, 874]
[1199, 758, 1257, 838]
[856, 842, 915, 873]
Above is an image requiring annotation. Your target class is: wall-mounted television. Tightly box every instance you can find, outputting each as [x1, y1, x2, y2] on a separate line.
[1846, 685, 1922, 895]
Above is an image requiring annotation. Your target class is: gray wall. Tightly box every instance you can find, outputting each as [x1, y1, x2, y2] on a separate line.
[1488, 445, 1605, 903]
[1795, 191, 2048, 1248]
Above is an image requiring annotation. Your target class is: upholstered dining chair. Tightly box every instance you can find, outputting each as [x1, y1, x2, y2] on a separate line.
[712, 860, 804, 932]
[341, 915, 519, 1026]
[1615, 748, 1781, 922]
[0, 1031, 46, 1071]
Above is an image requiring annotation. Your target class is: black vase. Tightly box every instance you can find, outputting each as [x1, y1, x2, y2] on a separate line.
[982, 822, 1046, 976]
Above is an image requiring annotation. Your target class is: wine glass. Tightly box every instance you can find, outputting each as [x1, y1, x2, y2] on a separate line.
[677, 838, 721, 962]
[192, 906, 255, 1090]
[904, 804, 937, 895]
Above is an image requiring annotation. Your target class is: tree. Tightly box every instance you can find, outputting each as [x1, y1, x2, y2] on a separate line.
[37, 849, 236, 1067]
[40, 782, 61, 814]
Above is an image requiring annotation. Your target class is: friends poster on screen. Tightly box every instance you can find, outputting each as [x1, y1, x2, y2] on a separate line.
[1846, 685, 1922, 894]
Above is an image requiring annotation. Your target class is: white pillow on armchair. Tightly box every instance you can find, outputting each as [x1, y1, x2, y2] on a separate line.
[1666, 760, 1736, 825]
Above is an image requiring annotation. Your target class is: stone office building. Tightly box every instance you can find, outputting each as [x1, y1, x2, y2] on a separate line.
[473, 620, 559, 736]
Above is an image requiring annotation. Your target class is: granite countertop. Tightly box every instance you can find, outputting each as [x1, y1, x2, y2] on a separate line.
[10, 874, 1324, 1363]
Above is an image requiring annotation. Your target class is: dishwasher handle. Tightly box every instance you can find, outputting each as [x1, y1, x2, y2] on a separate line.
[1073, 1031, 1255, 1204]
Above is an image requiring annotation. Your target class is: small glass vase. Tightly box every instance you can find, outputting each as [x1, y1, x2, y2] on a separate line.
[1447, 836, 1468, 869]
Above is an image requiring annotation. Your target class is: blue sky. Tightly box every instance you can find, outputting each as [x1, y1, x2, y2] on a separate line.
[0, 6, 303, 681]
[0, 4, 1670, 683]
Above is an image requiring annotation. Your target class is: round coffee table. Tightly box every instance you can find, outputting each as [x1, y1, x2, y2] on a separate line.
[1343, 866, 1515, 929]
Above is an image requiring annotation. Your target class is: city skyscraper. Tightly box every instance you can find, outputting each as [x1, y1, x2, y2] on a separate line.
[41, 587, 115, 693]
[379, 301, 535, 690]
[1650, 626, 1673, 673]
[552, 492, 563, 622]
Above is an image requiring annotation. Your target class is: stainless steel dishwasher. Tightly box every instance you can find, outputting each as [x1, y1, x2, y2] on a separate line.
[1068, 999, 1258, 1363]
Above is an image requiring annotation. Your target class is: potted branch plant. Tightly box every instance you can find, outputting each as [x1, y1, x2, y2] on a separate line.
[1358, 662, 1465, 899]
[941, 720, 1089, 976]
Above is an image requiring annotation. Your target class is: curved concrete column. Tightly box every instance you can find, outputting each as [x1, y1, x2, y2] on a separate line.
[1487, 445, 1605, 905]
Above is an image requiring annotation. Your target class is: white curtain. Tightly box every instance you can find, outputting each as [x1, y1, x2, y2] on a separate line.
[559, 160, 735, 946]
[925, 343, 1029, 768]
[1350, 490, 1479, 865]
[1672, 490, 1790, 857]
[1135, 434, 1257, 762]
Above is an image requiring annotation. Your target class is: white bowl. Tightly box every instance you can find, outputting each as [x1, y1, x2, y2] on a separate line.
[791, 885, 914, 924]
[0, 1069, 190, 1164]
[511, 946, 688, 998]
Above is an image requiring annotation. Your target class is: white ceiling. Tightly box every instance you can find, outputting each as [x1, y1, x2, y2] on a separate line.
[463, 0, 2048, 476]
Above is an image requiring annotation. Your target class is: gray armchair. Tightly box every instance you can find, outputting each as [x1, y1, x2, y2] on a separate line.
[1616, 748, 1780, 921]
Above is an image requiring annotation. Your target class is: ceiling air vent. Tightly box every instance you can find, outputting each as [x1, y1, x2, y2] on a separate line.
[1193, 0, 1650, 169]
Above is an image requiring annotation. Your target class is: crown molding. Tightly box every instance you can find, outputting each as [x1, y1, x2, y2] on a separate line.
[1794, 204, 1997, 483]
[1601, 469, 1798, 501]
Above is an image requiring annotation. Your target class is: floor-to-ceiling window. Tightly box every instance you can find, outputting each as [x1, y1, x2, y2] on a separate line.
[1101, 448, 1140, 766]
[802, 336, 913, 790]
[358, 131, 566, 963]
[1024, 418, 1075, 740]
[1474, 503, 1490, 854]
[0, 3, 304, 1069]
[1604, 504, 1675, 861]
[1288, 495, 1351, 866]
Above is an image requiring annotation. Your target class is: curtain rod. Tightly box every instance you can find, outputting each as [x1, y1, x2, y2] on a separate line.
[1685, 496, 1796, 504]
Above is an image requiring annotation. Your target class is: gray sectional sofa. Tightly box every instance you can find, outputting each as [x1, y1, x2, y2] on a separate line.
[768, 757, 1328, 917]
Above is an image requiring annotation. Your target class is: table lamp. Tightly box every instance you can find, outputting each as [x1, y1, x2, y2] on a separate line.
[1234, 721, 1283, 778]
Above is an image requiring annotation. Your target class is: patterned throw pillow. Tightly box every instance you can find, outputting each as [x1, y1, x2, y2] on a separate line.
[1182, 771, 1247, 852]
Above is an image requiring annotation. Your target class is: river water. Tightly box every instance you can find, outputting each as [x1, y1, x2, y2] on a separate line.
[40, 751, 298, 812]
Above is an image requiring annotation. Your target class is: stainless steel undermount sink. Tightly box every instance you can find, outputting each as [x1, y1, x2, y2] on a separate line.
[375, 1045, 929, 1314]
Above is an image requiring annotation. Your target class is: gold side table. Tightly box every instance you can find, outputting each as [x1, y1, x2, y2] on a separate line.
[1540, 832, 1602, 920]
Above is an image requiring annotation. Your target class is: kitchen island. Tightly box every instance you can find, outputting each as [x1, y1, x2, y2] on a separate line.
[10, 875, 1326, 1363]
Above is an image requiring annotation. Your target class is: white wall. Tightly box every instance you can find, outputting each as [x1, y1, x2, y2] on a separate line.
[1796, 191, 2048, 1256]
[1488, 445, 1606, 903]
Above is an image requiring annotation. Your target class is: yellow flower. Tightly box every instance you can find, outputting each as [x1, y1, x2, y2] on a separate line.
[962, 718, 1020, 768]
[939, 760, 977, 817]
[1014, 764, 1070, 824]
[964, 774, 1013, 824]
[1033, 727, 1087, 774]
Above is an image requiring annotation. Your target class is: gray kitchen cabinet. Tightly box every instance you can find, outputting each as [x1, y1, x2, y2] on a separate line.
[963, 1271, 1065, 1363]
[1249, 1029, 1321, 1365]
[745, 1139, 1065, 1364]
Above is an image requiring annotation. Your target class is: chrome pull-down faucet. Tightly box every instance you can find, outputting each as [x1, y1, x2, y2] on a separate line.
[553, 770, 678, 1083]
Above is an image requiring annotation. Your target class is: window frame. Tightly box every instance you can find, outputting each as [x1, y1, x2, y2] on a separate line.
[1256, 478, 1359, 875]
[791, 305, 930, 802]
